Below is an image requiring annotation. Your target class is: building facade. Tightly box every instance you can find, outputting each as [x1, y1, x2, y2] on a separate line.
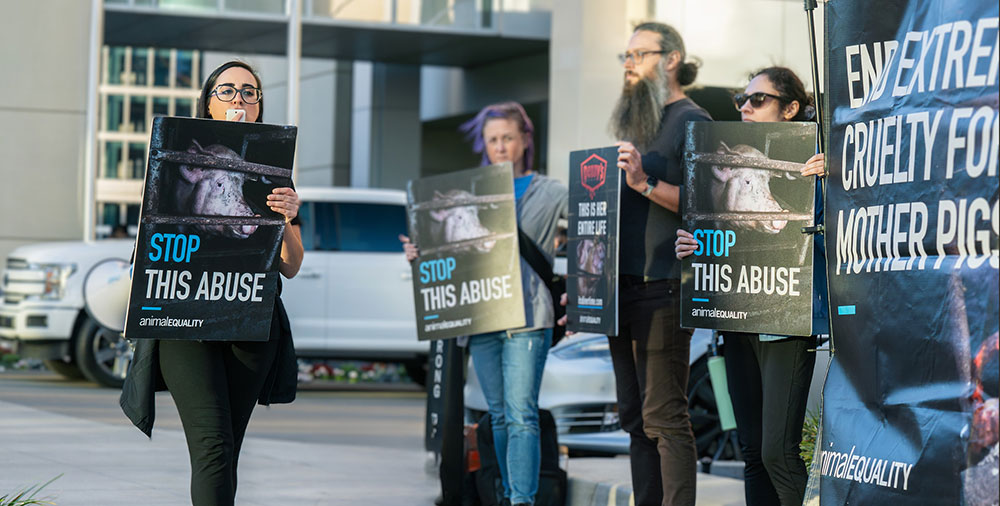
[95, 46, 202, 237]
[1, 0, 824, 262]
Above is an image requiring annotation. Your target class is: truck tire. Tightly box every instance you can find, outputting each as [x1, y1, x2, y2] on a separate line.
[43, 359, 85, 380]
[74, 316, 131, 388]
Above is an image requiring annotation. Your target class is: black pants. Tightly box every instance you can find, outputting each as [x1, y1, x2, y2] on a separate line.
[608, 277, 696, 506]
[159, 338, 279, 506]
[722, 333, 815, 506]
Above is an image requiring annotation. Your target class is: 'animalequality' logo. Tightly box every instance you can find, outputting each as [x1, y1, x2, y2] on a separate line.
[580, 154, 606, 199]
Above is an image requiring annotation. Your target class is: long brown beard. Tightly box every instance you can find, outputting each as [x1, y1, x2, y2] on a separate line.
[609, 65, 670, 152]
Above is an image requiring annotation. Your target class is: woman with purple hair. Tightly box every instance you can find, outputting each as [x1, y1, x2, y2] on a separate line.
[403, 101, 567, 506]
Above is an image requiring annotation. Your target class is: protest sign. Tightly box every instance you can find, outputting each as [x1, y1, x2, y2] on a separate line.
[407, 163, 525, 341]
[125, 117, 296, 341]
[567, 147, 621, 335]
[680, 122, 819, 336]
[818, 1, 999, 503]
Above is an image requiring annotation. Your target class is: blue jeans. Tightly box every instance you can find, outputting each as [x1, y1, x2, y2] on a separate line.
[469, 328, 551, 505]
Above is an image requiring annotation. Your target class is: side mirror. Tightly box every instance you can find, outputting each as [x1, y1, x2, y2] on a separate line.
[83, 258, 130, 333]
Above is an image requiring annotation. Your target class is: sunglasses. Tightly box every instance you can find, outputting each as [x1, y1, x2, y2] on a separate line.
[732, 92, 785, 110]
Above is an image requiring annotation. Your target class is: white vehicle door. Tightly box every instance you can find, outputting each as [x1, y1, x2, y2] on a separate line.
[279, 201, 328, 351]
[320, 202, 419, 354]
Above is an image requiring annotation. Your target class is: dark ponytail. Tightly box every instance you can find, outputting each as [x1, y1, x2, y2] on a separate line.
[634, 21, 699, 87]
[677, 60, 700, 87]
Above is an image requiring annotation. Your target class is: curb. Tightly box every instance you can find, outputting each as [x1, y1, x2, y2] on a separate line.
[566, 460, 747, 506]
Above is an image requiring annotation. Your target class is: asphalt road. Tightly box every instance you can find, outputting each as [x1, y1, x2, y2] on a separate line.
[0, 369, 746, 505]
[0, 369, 429, 451]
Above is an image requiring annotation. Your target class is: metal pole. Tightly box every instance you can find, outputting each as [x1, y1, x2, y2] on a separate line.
[804, 0, 824, 149]
[804, 0, 834, 356]
[287, 0, 302, 184]
[83, 0, 105, 242]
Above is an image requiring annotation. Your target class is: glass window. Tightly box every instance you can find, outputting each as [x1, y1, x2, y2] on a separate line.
[226, 0, 285, 14]
[158, 0, 215, 9]
[126, 205, 141, 227]
[128, 143, 147, 179]
[176, 50, 194, 88]
[153, 97, 169, 117]
[175, 97, 194, 117]
[338, 203, 407, 252]
[312, 0, 389, 21]
[129, 96, 148, 132]
[131, 48, 148, 85]
[104, 141, 123, 178]
[313, 202, 339, 251]
[297, 202, 315, 251]
[107, 47, 127, 85]
[106, 95, 124, 131]
[153, 49, 171, 87]
[102, 203, 121, 226]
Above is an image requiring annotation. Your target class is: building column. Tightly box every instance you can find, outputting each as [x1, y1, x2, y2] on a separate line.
[331, 62, 353, 186]
[546, 0, 650, 183]
[350, 62, 422, 190]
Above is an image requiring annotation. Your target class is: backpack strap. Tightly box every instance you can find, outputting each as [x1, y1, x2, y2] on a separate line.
[517, 227, 555, 295]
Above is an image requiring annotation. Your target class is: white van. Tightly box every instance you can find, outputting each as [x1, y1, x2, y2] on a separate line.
[287, 187, 426, 379]
[0, 187, 427, 387]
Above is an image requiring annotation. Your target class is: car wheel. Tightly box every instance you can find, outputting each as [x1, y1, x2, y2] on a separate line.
[405, 360, 428, 386]
[687, 355, 738, 460]
[74, 316, 131, 388]
[43, 359, 85, 380]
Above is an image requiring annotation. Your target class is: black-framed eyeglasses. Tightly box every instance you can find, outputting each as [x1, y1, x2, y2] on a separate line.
[733, 92, 785, 110]
[617, 50, 666, 65]
[211, 84, 262, 104]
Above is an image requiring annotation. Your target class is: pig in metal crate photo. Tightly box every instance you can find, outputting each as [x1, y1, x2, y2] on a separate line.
[680, 121, 821, 336]
[124, 117, 298, 342]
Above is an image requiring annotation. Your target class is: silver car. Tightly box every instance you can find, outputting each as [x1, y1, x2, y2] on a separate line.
[464, 329, 729, 457]
[465, 328, 832, 459]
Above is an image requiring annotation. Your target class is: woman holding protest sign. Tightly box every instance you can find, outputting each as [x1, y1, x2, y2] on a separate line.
[401, 101, 567, 506]
[120, 60, 303, 506]
[675, 66, 827, 506]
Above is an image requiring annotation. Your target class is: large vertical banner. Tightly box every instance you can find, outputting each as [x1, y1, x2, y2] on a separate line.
[680, 122, 818, 336]
[822, 1, 998, 504]
[125, 117, 296, 341]
[567, 147, 621, 335]
[407, 164, 525, 341]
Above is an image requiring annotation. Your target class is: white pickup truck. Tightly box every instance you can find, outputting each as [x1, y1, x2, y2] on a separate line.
[0, 187, 428, 387]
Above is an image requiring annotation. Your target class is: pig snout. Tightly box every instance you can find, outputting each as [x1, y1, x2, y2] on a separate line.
[719, 168, 787, 234]
[441, 207, 494, 252]
[176, 141, 259, 239]
[192, 171, 257, 239]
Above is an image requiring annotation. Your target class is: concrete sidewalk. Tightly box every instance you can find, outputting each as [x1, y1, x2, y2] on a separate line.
[0, 399, 438, 506]
[0, 399, 743, 505]
[567, 457, 744, 506]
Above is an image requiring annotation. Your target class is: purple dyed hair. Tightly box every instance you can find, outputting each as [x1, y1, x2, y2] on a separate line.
[459, 101, 535, 173]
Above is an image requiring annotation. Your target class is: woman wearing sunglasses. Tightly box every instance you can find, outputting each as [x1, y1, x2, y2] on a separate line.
[675, 66, 826, 506]
[121, 60, 303, 506]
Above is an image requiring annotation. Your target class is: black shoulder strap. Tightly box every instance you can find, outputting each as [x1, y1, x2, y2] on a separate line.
[517, 227, 555, 294]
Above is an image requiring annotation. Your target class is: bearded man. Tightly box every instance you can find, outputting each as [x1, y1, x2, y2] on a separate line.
[610, 21, 712, 506]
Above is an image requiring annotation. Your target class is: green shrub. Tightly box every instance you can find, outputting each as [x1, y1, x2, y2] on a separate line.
[0, 475, 61, 506]
[800, 409, 821, 468]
